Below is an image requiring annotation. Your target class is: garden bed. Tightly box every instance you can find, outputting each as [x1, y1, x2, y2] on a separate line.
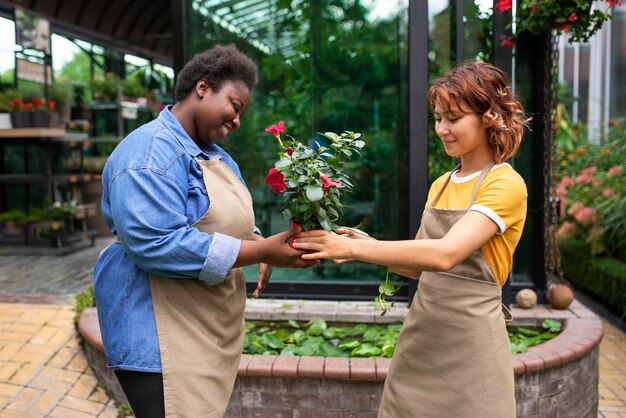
[79, 299, 603, 417]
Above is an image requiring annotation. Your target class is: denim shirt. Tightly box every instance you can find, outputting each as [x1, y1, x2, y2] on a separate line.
[93, 106, 255, 372]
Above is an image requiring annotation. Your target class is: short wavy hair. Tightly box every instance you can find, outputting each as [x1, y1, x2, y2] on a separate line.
[174, 44, 258, 103]
[428, 61, 531, 163]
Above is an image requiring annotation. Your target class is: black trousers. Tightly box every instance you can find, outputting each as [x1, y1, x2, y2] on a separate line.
[114, 370, 165, 418]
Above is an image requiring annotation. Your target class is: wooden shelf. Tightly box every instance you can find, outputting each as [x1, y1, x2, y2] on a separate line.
[0, 128, 67, 138]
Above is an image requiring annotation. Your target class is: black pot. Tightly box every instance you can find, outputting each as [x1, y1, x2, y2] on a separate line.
[10, 111, 30, 128]
[31, 110, 49, 127]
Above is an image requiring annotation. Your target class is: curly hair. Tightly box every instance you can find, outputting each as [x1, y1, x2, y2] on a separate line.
[428, 61, 531, 163]
[174, 44, 258, 103]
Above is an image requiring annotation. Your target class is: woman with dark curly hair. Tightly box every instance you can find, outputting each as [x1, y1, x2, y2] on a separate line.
[94, 44, 315, 417]
[294, 61, 531, 417]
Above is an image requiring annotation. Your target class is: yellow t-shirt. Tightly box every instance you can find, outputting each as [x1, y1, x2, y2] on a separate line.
[425, 163, 528, 285]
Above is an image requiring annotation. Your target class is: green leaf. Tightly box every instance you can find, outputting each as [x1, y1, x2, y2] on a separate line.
[542, 319, 562, 333]
[338, 338, 361, 350]
[351, 343, 382, 357]
[319, 216, 332, 231]
[381, 344, 395, 357]
[305, 318, 328, 335]
[275, 159, 292, 169]
[305, 186, 324, 202]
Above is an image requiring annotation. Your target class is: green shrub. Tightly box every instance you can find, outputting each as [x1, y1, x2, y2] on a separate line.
[74, 284, 93, 326]
[560, 240, 626, 319]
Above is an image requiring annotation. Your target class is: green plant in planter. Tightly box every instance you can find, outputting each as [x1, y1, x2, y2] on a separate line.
[50, 201, 76, 220]
[0, 88, 20, 112]
[0, 208, 27, 225]
[90, 73, 122, 101]
[243, 318, 562, 358]
[122, 78, 149, 101]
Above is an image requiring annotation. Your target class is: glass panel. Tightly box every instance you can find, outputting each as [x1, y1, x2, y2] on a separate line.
[187, 0, 409, 283]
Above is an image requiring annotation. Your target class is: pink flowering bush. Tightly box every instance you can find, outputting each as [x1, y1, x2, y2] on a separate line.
[556, 121, 626, 260]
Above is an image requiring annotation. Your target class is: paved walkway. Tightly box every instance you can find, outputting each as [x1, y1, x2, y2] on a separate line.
[0, 239, 624, 417]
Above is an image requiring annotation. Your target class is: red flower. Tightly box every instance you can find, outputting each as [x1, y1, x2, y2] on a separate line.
[31, 98, 44, 109]
[8, 98, 25, 110]
[606, 0, 622, 6]
[286, 147, 294, 156]
[265, 168, 287, 194]
[264, 120, 285, 138]
[495, 0, 512, 12]
[320, 174, 340, 192]
[47, 100, 56, 111]
[500, 35, 515, 48]
[568, 13, 578, 22]
[562, 24, 569, 32]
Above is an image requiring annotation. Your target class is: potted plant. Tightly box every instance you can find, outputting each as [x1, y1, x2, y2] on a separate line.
[0, 208, 26, 236]
[89, 73, 121, 102]
[48, 82, 74, 125]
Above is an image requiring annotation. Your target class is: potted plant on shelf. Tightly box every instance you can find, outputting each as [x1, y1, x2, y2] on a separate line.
[0, 209, 26, 236]
[48, 82, 74, 125]
[89, 73, 121, 102]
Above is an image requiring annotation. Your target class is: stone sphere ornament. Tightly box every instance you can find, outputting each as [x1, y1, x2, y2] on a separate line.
[547, 284, 575, 310]
[515, 289, 538, 309]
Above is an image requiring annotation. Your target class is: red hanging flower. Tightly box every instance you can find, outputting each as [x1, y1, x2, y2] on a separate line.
[495, 0, 512, 12]
[265, 168, 287, 194]
[606, 0, 622, 6]
[286, 147, 294, 156]
[264, 120, 285, 138]
[320, 174, 341, 192]
[562, 24, 569, 32]
[568, 13, 578, 22]
[500, 35, 515, 48]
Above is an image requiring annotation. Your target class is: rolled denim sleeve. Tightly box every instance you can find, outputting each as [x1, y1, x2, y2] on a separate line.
[109, 168, 240, 283]
[200, 232, 241, 284]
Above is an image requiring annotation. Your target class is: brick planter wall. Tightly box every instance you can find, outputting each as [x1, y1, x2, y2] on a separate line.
[79, 299, 603, 417]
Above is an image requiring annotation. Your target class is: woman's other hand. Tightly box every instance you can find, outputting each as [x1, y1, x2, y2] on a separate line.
[249, 234, 272, 298]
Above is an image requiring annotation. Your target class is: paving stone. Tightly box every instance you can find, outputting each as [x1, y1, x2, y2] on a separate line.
[48, 405, 94, 418]
[5, 387, 43, 412]
[8, 364, 41, 386]
[0, 409, 40, 417]
[58, 395, 105, 415]
[28, 392, 63, 416]
[67, 374, 99, 400]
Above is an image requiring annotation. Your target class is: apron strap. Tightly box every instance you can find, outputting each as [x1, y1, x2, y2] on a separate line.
[429, 164, 461, 209]
[429, 161, 495, 209]
[468, 160, 496, 207]
[501, 303, 513, 322]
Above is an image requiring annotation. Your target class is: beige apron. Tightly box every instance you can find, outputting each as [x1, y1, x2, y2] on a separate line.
[378, 162, 515, 418]
[150, 158, 254, 418]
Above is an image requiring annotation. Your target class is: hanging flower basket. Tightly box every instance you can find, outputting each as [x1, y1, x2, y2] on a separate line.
[496, 0, 621, 46]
